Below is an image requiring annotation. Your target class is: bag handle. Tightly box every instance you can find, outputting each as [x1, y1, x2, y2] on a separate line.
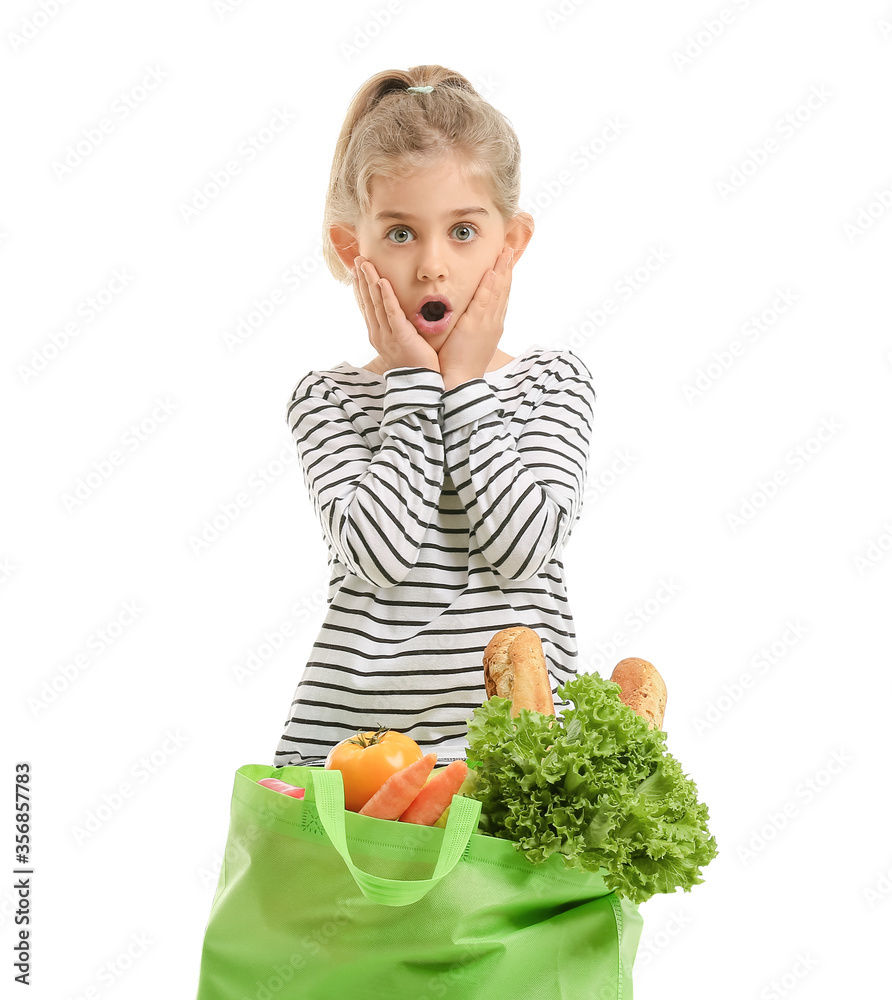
[309, 767, 482, 907]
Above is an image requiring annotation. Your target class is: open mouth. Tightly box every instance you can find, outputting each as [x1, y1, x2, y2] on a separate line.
[415, 295, 453, 334]
[421, 300, 447, 322]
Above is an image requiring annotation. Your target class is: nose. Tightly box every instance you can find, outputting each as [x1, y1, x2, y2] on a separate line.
[416, 240, 447, 281]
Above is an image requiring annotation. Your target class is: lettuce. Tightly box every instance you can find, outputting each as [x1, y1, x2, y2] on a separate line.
[465, 671, 718, 903]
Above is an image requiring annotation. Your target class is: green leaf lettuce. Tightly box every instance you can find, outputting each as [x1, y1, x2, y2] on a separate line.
[465, 671, 718, 903]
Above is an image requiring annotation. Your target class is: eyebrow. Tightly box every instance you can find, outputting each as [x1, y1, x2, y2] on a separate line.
[372, 206, 490, 222]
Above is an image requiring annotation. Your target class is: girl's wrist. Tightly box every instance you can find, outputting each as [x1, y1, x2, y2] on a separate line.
[442, 370, 483, 392]
[379, 356, 441, 375]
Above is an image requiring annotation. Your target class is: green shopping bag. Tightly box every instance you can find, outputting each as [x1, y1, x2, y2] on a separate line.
[195, 764, 642, 1000]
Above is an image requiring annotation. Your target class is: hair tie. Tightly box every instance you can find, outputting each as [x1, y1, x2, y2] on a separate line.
[406, 85, 434, 93]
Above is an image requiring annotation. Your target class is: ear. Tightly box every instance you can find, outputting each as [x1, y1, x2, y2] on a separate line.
[504, 212, 534, 266]
[329, 223, 360, 272]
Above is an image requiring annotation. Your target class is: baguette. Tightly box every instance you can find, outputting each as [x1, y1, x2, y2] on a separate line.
[609, 657, 667, 730]
[483, 626, 555, 717]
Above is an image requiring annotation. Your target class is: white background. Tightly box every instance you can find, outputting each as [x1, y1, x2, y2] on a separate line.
[3, 1, 891, 997]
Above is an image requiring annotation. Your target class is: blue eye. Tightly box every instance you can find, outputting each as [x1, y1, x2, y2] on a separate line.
[386, 227, 413, 244]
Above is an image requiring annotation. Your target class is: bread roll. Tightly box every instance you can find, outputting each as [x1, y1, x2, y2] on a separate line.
[610, 657, 667, 730]
[483, 626, 555, 717]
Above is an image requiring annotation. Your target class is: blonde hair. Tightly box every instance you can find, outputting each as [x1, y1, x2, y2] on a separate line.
[323, 65, 524, 285]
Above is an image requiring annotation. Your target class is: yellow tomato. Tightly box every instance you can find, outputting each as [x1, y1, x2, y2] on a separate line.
[325, 727, 423, 812]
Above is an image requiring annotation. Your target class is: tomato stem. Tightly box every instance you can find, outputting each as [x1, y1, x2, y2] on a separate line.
[346, 723, 392, 749]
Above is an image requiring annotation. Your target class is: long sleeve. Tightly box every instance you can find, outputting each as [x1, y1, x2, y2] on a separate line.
[287, 366, 446, 587]
[274, 348, 590, 769]
[440, 353, 595, 581]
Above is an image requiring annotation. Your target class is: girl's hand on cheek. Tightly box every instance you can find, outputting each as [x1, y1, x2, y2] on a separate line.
[438, 247, 514, 392]
[354, 256, 440, 374]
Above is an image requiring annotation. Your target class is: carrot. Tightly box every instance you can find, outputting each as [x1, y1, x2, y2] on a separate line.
[399, 760, 468, 826]
[358, 753, 437, 820]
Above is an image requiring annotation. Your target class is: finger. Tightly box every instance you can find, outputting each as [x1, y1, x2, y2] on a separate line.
[358, 259, 387, 323]
[497, 248, 514, 280]
[484, 249, 512, 294]
[360, 261, 393, 335]
[353, 259, 377, 334]
[356, 260, 389, 351]
[467, 267, 497, 315]
[352, 259, 369, 317]
[483, 253, 512, 314]
[468, 252, 510, 331]
[376, 277, 414, 342]
[496, 249, 513, 319]
[499, 249, 513, 279]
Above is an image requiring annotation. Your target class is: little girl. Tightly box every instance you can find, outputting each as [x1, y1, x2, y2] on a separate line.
[273, 65, 596, 769]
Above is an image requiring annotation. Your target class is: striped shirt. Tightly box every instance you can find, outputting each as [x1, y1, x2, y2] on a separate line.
[273, 345, 596, 768]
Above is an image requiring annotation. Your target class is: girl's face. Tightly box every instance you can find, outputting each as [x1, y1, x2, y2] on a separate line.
[348, 154, 532, 353]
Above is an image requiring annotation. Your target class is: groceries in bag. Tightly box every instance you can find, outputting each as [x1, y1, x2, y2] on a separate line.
[610, 656, 667, 730]
[296, 625, 716, 903]
[358, 753, 437, 819]
[256, 777, 305, 798]
[323, 729, 471, 827]
[324, 726, 424, 812]
[467, 627, 717, 903]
